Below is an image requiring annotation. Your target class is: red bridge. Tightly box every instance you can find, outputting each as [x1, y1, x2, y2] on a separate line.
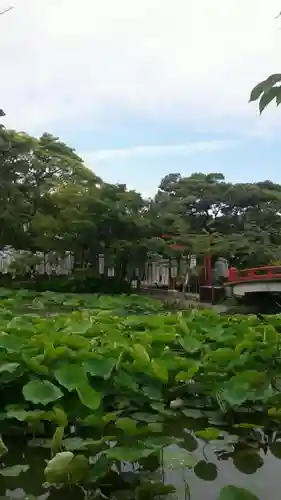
[225, 265, 281, 311]
[228, 266, 281, 283]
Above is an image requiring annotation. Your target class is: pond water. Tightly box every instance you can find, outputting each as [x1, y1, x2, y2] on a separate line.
[1, 417, 280, 500]
[164, 442, 279, 500]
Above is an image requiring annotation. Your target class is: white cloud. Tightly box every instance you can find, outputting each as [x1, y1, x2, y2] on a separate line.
[0, 0, 281, 133]
[84, 140, 233, 162]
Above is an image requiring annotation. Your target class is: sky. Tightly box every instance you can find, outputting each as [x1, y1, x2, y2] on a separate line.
[1, 0, 281, 197]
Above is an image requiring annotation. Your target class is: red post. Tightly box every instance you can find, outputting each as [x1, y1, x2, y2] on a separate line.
[204, 252, 212, 286]
[228, 266, 237, 281]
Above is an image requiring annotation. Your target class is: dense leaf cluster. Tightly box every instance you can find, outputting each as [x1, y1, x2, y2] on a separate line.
[0, 292, 280, 499]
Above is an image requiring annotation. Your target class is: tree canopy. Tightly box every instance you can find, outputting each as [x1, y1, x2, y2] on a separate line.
[0, 125, 281, 275]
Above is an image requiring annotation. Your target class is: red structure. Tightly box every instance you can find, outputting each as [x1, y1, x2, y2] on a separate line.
[161, 234, 188, 252]
[160, 233, 281, 311]
[227, 266, 281, 283]
[204, 252, 212, 287]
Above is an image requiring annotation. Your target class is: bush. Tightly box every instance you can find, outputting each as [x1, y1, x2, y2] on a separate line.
[0, 273, 132, 294]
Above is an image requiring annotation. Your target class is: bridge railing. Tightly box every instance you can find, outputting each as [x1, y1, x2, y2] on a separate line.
[228, 266, 281, 282]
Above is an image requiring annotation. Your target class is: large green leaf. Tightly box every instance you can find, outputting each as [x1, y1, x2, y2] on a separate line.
[0, 334, 25, 352]
[220, 370, 266, 407]
[220, 386, 248, 406]
[54, 364, 87, 391]
[132, 344, 150, 366]
[44, 451, 74, 483]
[106, 446, 156, 461]
[114, 370, 139, 391]
[150, 359, 169, 382]
[62, 437, 91, 451]
[219, 486, 259, 500]
[51, 426, 64, 455]
[77, 383, 101, 410]
[60, 334, 89, 349]
[22, 380, 63, 405]
[132, 412, 163, 423]
[6, 408, 47, 422]
[0, 362, 20, 374]
[249, 80, 268, 102]
[52, 406, 68, 427]
[183, 431, 198, 451]
[259, 88, 279, 114]
[22, 355, 48, 375]
[66, 454, 89, 484]
[182, 408, 204, 419]
[147, 422, 163, 433]
[207, 348, 235, 362]
[150, 402, 174, 416]
[115, 417, 138, 434]
[175, 368, 199, 381]
[62, 436, 111, 453]
[268, 407, 281, 420]
[82, 411, 122, 427]
[0, 465, 29, 477]
[233, 450, 263, 475]
[84, 358, 116, 379]
[194, 460, 217, 481]
[195, 427, 221, 441]
[0, 436, 8, 457]
[178, 336, 202, 353]
[64, 319, 92, 335]
[86, 455, 111, 483]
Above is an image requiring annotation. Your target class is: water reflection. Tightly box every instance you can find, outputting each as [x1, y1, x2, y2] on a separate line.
[164, 442, 280, 500]
[1, 421, 281, 500]
[163, 420, 281, 500]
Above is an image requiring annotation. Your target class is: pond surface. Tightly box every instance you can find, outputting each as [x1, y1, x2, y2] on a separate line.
[1, 418, 280, 500]
[164, 442, 279, 500]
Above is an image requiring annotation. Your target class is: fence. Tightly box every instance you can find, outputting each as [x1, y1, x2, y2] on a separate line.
[0, 247, 197, 288]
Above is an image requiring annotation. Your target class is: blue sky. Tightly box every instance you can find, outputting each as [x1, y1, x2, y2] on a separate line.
[1, 0, 281, 197]
[71, 117, 281, 197]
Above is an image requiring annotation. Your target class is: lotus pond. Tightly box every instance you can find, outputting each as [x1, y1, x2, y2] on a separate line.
[0, 291, 281, 500]
[0, 289, 164, 315]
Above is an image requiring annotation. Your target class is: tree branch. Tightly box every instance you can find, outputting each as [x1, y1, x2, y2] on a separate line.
[0, 6, 13, 16]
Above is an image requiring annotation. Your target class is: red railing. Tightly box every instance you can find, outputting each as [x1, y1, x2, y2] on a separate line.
[161, 234, 188, 251]
[228, 266, 281, 282]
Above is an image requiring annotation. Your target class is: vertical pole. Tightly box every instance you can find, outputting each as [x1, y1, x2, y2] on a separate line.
[168, 257, 172, 289]
[204, 252, 212, 287]
[204, 230, 213, 288]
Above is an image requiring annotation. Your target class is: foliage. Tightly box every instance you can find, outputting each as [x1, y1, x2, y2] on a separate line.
[249, 12, 281, 115]
[0, 289, 164, 318]
[0, 273, 133, 294]
[0, 127, 163, 280]
[249, 74, 281, 114]
[0, 292, 279, 498]
[154, 172, 281, 266]
[1, 125, 281, 275]
[0, 105, 281, 499]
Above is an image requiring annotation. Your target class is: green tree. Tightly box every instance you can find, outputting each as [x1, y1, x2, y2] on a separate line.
[154, 173, 281, 267]
[0, 128, 100, 252]
[2, 121, 281, 281]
